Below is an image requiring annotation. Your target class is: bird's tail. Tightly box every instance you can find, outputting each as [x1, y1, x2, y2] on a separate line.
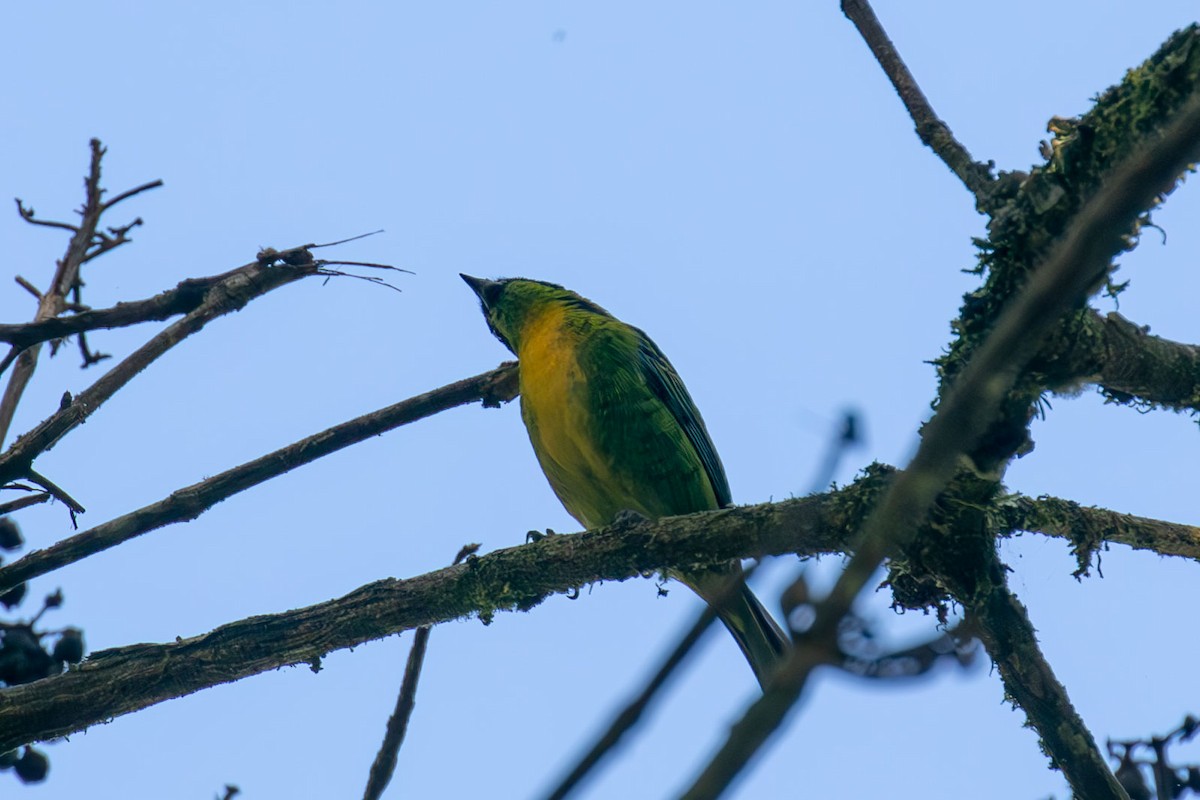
[687, 571, 790, 689]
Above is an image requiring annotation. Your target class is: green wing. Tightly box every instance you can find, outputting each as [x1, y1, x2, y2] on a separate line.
[635, 331, 732, 508]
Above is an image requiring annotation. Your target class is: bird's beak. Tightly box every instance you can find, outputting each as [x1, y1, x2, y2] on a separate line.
[460, 274, 498, 306]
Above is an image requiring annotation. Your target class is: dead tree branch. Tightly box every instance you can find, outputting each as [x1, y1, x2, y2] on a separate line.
[0, 364, 519, 597]
[1, 140, 160, 445]
[0, 249, 325, 491]
[0, 269, 257, 353]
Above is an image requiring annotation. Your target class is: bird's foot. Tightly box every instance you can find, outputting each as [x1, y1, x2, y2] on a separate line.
[612, 509, 650, 528]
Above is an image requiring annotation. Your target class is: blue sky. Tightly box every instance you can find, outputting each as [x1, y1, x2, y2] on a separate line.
[3, 2, 1199, 797]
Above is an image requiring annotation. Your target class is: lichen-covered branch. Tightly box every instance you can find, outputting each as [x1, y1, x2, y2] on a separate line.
[966, 583, 1111, 781]
[0, 492, 848, 752]
[999, 494, 1200, 566]
[684, 32, 1200, 800]
[939, 25, 1200, 469]
[1044, 310, 1200, 415]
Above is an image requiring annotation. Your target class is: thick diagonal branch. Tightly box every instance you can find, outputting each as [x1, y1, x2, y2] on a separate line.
[682, 68, 1200, 800]
[0, 495, 845, 752]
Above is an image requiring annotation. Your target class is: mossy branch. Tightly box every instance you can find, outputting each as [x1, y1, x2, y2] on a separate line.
[1045, 311, 1200, 416]
[0, 493, 848, 752]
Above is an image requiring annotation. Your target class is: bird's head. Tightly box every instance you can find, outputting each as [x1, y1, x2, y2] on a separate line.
[460, 275, 610, 354]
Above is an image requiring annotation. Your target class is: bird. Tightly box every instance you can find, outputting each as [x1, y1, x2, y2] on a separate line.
[461, 274, 789, 688]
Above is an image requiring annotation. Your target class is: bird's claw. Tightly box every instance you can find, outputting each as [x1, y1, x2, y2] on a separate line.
[612, 509, 650, 528]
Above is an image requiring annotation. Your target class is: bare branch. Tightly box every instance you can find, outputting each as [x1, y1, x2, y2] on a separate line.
[13, 277, 42, 300]
[544, 565, 770, 800]
[0, 267, 274, 351]
[13, 199, 78, 233]
[25, 469, 85, 518]
[101, 179, 163, 211]
[362, 627, 431, 800]
[0, 141, 108, 445]
[543, 604, 720, 800]
[362, 546, 474, 800]
[840, 0, 994, 201]
[0, 491, 50, 517]
[0, 364, 520, 596]
[0, 253, 323, 488]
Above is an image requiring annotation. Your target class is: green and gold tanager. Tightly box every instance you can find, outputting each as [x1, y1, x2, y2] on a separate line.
[462, 274, 789, 688]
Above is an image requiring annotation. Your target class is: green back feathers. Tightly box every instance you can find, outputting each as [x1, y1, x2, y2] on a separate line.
[635, 336, 732, 509]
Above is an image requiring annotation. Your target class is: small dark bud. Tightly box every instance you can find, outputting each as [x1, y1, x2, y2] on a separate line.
[1183, 714, 1199, 738]
[44, 589, 63, 609]
[0, 519, 22, 550]
[14, 747, 49, 783]
[53, 628, 85, 664]
[0, 582, 26, 610]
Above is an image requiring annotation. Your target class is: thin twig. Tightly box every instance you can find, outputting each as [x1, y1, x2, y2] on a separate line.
[102, 179, 163, 211]
[26, 469, 85, 517]
[542, 563, 767, 800]
[362, 545, 476, 800]
[13, 199, 78, 233]
[0, 364, 519, 596]
[841, 0, 994, 201]
[316, 268, 405, 293]
[543, 604, 720, 800]
[323, 260, 414, 274]
[680, 75, 1200, 800]
[14, 277, 42, 300]
[311, 230, 385, 248]
[362, 627, 431, 800]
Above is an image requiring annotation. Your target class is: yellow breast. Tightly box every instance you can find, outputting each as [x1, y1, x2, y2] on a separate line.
[516, 305, 612, 527]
